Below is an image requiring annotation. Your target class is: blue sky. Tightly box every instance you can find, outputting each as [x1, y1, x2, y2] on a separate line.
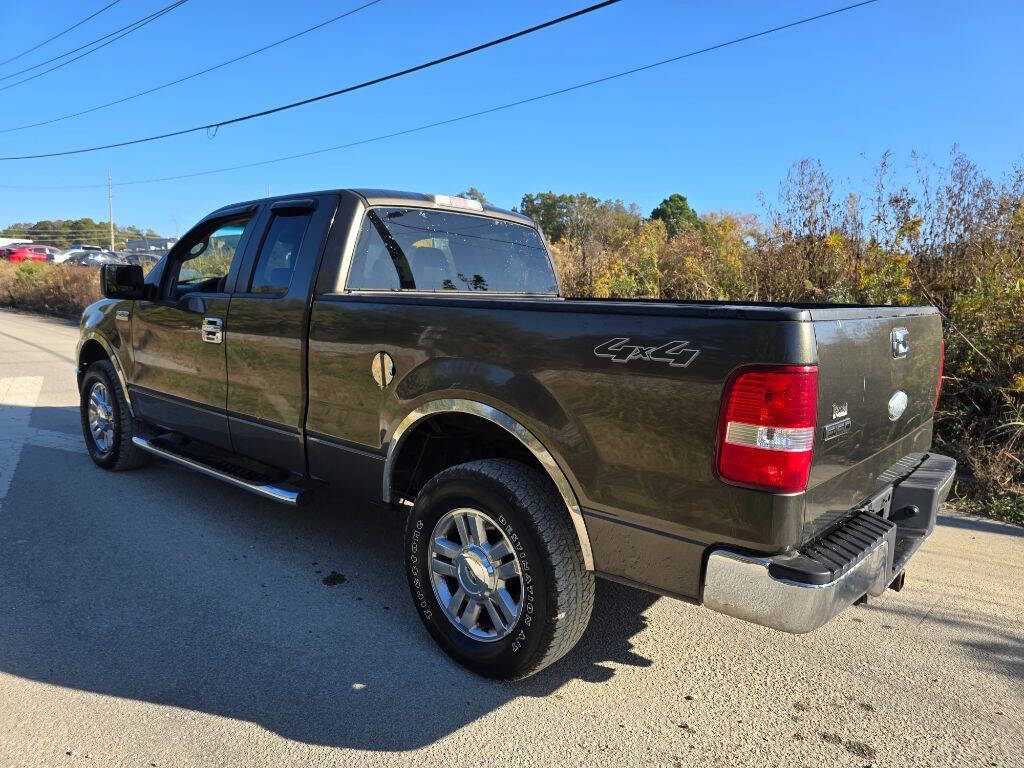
[0, 0, 1021, 238]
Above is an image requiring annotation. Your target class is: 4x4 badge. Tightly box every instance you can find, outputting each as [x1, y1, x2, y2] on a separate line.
[594, 337, 700, 368]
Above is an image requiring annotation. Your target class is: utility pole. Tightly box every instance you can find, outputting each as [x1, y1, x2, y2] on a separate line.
[107, 171, 115, 251]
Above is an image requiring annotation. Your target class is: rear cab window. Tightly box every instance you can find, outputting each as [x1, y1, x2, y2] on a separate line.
[345, 207, 557, 295]
[248, 211, 312, 294]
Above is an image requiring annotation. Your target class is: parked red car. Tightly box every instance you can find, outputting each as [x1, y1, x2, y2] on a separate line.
[0, 244, 30, 259]
[4, 245, 52, 263]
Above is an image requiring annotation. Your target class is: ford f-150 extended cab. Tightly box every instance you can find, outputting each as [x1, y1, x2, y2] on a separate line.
[78, 189, 954, 679]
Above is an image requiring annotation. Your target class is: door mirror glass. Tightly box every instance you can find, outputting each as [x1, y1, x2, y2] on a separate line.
[101, 264, 148, 300]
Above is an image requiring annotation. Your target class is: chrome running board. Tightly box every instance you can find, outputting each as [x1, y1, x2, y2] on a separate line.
[131, 435, 309, 507]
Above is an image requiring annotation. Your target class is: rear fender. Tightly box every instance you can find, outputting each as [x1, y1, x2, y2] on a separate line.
[383, 358, 595, 570]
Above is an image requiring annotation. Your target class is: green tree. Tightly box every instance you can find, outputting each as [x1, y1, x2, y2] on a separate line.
[459, 187, 490, 205]
[0, 218, 163, 249]
[519, 191, 570, 242]
[650, 193, 703, 238]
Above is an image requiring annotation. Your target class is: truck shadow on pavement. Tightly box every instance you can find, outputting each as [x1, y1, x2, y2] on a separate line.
[0, 411, 658, 750]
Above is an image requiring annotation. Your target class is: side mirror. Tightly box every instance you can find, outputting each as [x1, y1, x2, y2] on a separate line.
[101, 264, 149, 300]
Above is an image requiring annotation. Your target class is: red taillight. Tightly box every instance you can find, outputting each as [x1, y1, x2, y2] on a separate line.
[934, 339, 944, 413]
[716, 365, 818, 493]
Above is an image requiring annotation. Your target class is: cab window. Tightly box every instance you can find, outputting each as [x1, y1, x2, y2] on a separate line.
[248, 212, 311, 294]
[169, 216, 250, 298]
[346, 207, 557, 294]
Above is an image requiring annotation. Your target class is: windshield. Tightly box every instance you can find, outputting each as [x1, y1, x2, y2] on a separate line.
[347, 207, 557, 294]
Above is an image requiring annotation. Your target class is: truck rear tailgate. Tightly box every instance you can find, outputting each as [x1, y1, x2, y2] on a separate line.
[804, 307, 944, 537]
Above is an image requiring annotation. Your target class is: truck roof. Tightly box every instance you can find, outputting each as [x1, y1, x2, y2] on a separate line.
[208, 189, 535, 228]
[352, 189, 535, 226]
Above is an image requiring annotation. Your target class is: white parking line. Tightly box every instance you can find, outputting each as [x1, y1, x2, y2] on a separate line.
[0, 376, 44, 502]
[0, 375, 81, 504]
[25, 427, 82, 454]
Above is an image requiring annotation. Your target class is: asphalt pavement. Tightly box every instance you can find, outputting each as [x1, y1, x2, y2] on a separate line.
[0, 308, 1021, 767]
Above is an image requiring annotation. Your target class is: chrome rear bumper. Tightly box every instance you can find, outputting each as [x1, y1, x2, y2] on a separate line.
[702, 452, 955, 634]
[702, 539, 891, 634]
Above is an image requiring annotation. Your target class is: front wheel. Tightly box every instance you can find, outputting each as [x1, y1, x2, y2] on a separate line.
[79, 360, 150, 471]
[404, 459, 594, 680]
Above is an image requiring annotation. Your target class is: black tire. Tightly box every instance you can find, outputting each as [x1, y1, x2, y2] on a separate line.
[404, 459, 594, 680]
[79, 360, 150, 471]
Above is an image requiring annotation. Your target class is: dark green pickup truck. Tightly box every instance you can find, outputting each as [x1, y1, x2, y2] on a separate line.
[78, 189, 954, 679]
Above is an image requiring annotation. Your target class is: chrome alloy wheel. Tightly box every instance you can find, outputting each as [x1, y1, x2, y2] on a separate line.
[87, 381, 116, 454]
[429, 508, 523, 642]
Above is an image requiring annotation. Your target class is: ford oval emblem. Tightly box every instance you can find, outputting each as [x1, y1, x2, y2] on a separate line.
[888, 390, 908, 421]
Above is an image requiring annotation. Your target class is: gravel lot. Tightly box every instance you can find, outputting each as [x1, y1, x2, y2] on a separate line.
[1, 308, 1021, 767]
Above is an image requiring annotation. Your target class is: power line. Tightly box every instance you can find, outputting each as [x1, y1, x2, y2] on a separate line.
[0, 0, 384, 134]
[0, 0, 624, 161]
[0, 1, 123, 68]
[0, 0, 881, 191]
[2, 229, 129, 234]
[0, 0, 184, 82]
[0, 0, 190, 92]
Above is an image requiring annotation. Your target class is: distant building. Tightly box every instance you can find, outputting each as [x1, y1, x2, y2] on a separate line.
[0, 237, 32, 247]
[125, 237, 176, 251]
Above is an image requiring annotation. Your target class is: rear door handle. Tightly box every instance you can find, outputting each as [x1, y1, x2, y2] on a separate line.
[201, 316, 223, 344]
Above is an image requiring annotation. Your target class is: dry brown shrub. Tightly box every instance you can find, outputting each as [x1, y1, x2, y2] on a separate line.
[0, 261, 101, 316]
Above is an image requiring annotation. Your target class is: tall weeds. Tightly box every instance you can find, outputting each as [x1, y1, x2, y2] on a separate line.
[0, 261, 101, 317]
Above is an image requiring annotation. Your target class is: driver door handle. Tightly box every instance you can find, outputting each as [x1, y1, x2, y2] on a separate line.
[201, 316, 223, 344]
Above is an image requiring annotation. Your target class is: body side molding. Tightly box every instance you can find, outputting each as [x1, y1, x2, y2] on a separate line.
[382, 399, 595, 571]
